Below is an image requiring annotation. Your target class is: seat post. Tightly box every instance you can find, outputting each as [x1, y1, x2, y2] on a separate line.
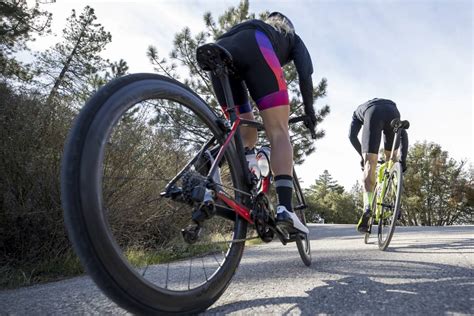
[217, 70, 238, 123]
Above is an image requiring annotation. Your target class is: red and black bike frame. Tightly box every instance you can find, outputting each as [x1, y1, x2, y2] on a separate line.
[164, 66, 310, 226]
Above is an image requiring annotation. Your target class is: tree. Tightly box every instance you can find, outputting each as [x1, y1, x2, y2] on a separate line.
[146, 0, 330, 163]
[401, 142, 473, 226]
[322, 191, 358, 224]
[0, 1, 51, 81]
[77, 58, 129, 103]
[349, 181, 364, 213]
[35, 6, 111, 104]
[305, 170, 357, 223]
[308, 170, 344, 199]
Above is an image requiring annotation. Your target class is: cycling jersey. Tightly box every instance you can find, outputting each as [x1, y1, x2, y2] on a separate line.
[349, 98, 408, 163]
[211, 19, 314, 114]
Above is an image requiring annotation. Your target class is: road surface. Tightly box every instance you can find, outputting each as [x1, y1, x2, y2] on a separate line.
[0, 224, 472, 315]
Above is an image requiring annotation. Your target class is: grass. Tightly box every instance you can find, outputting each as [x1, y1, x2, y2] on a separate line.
[0, 252, 84, 289]
[1, 233, 263, 289]
[125, 242, 227, 267]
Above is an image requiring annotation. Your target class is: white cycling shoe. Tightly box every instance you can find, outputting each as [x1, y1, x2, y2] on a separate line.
[276, 205, 309, 234]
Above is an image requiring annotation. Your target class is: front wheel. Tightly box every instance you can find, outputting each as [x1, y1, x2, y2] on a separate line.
[61, 73, 248, 314]
[377, 162, 403, 250]
[293, 169, 311, 266]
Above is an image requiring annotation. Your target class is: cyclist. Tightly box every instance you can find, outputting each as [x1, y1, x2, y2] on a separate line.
[348, 98, 408, 233]
[209, 12, 315, 234]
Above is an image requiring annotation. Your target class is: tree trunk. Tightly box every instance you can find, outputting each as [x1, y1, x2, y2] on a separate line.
[46, 22, 88, 104]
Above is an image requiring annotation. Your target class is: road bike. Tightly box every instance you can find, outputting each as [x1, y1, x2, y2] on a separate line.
[363, 118, 410, 250]
[61, 43, 316, 314]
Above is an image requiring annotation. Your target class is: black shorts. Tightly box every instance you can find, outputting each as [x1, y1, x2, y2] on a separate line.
[362, 103, 401, 154]
[210, 29, 289, 115]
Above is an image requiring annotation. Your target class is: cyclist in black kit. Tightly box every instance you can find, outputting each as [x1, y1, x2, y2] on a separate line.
[210, 12, 316, 234]
[348, 98, 408, 233]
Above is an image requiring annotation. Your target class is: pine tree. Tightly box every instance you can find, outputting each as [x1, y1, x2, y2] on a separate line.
[147, 0, 330, 163]
[78, 58, 129, 103]
[304, 170, 357, 223]
[308, 170, 344, 200]
[0, 1, 51, 81]
[35, 6, 111, 105]
[349, 181, 364, 212]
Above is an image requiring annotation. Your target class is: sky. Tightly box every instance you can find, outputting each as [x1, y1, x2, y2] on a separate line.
[25, 0, 473, 189]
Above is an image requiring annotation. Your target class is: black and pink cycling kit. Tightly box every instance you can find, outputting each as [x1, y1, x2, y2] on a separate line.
[210, 19, 314, 115]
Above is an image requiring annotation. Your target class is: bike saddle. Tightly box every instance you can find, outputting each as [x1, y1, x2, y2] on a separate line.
[196, 43, 238, 76]
[390, 118, 410, 130]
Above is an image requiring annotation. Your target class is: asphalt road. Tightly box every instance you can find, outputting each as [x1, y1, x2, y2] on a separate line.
[1, 224, 472, 315]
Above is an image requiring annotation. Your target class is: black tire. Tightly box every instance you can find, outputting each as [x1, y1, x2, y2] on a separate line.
[377, 162, 403, 251]
[61, 73, 248, 314]
[292, 169, 311, 266]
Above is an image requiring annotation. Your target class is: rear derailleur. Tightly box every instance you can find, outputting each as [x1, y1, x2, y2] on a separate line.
[179, 171, 217, 244]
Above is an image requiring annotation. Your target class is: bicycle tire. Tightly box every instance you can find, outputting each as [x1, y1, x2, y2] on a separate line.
[292, 169, 311, 266]
[377, 162, 403, 250]
[61, 73, 248, 314]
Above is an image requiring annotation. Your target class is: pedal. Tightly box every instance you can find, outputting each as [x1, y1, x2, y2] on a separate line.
[275, 225, 289, 245]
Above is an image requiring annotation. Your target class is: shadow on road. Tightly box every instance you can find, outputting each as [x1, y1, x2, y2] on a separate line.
[207, 259, 474, 315]
[387, 237, 474, 254]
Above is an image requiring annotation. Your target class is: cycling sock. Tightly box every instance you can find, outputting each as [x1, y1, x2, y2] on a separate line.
[275, 174, 293, 212]
[363, 191, 374, 210]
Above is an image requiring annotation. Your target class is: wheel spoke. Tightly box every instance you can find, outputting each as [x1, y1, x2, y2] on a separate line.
[63, 75, 250, 313]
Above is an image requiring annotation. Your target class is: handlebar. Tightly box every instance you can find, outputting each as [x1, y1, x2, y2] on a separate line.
[289, 115, 317, 139]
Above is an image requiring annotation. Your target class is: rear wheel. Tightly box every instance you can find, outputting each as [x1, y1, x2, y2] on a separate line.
[377, 162, 403, 250]
[293, 169, 311, 266]
[61, 73, 248, 314]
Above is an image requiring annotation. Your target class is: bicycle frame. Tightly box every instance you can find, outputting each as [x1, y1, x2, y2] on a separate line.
[164, 113, 301, 226]
[163, 65, 310, 229]
[374, 126, 403, 220]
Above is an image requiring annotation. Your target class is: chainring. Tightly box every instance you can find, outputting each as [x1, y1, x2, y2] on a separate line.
[253, 194, 275, 243]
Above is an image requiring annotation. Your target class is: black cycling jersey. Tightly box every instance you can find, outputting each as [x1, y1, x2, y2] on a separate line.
[349, 98, 408, 163]
[217, 19, 314, 113]
[351, 98, 396, 123]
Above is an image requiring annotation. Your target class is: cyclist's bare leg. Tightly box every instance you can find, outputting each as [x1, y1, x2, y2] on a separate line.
[363, 153, 378, 209]
[363, 153, 378, 192]
[357, 152, 378, 232]
[259, 105, 308, 233]
[239, 111, 257, 149]
[259, 106, 293, 176]
[385, 149, 399, 162]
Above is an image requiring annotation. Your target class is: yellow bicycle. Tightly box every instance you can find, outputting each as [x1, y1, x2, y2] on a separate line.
[364, 118, 410, 250]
